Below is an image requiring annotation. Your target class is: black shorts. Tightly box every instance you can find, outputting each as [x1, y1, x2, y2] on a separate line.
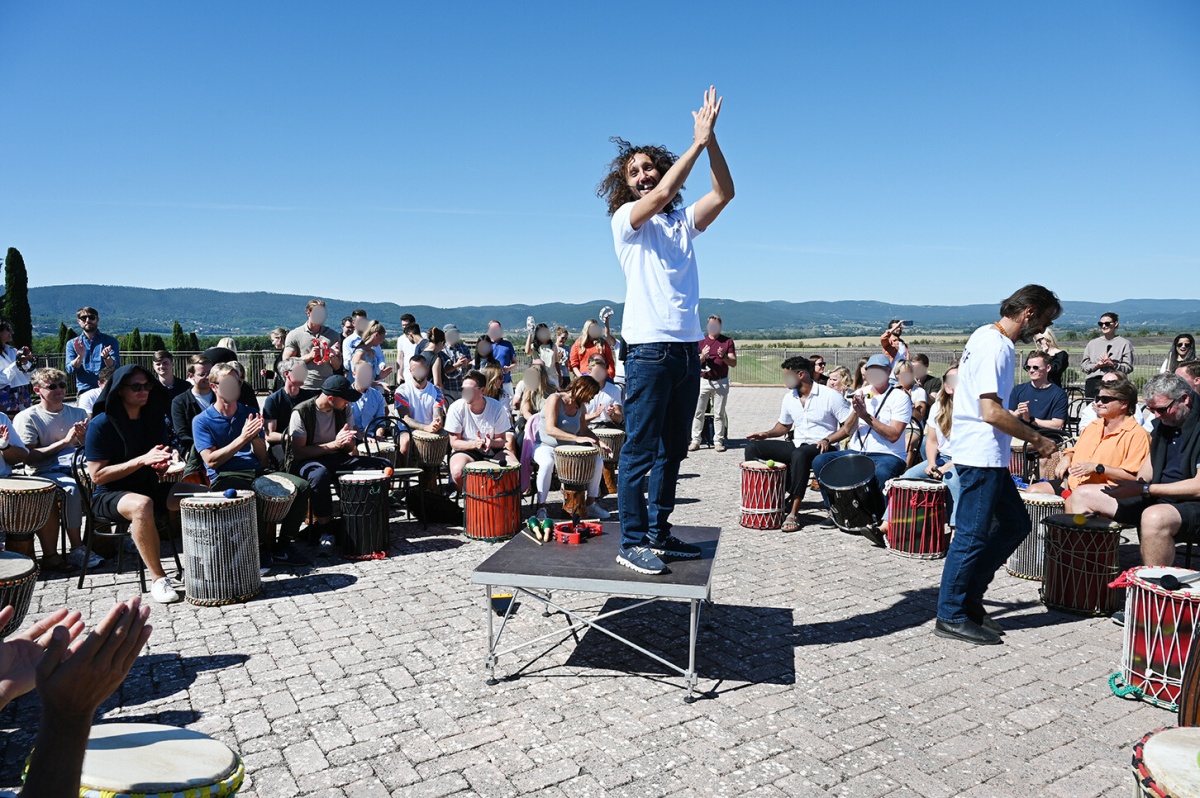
[1114, 496, 1200, 538]
[463, 449, 513, 467]
[92, 484, 172, 525]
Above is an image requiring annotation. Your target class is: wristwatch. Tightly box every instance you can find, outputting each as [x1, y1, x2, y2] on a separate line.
[1095, 464, 1105, 475]
[1142, 482, 1151, 498]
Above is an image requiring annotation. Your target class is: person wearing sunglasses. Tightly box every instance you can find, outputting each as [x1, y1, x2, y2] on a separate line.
[1077, 372, 1155, 433]
[1008, 352, 1068, 432]
[1162, 334, 1196, 375]
[64, 306, 120, 394]
[1026, 378, 1149, 499]
[1068, 373, 1200, 572]
[1080, 312, 1133, 399]
[84, 364, 203, 603]
[12, 367, 101, 572]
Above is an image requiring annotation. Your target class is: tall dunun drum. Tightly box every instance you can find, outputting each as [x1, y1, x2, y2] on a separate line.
[739, 461, 787, 530]
[52, 722, 246, 798]
[338, 471, 390, 558]
[0, 552, 38, 637]
[180, 492, 261, 606]
[0, 476, 58, 542]
[1040, 513, 1124, 616]
[1006, 492, 1064, 580]
[1132, 726, 1200, 798]
[463, 462, 521, 542]
[1110, 567, 1200, 711]
[884, 478, 949, 559]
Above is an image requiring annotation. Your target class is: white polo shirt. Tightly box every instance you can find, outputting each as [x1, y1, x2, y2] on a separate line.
[779, 384, 850, 446]
[846, 386, 912, 461]
[952, 324, 1015, 468]
[612, 201, 704, 345]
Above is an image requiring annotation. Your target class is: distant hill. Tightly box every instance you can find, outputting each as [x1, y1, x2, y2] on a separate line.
[23, 285, 1200, 337]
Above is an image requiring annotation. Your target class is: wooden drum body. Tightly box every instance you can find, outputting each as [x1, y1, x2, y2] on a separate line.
[463, 462, 521, 542]
[338, 472, 390, 558]
[1040, 513, 1124, 616]
[1007, 492, 1064, 580]
[553, 445, 599, 488]
[412, 431, 450, 468]
[252, 474, 297, 526]
[0, 476, 58, 542]
[180, 493, 261, 606]
[884, 478, 949, 559]
[0, 551, 38, 637]
[739, 461, 787, 530]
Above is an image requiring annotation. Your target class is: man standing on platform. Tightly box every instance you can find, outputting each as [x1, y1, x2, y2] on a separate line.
[935, 285, 1061, 645]
[599, 86, 733, 575]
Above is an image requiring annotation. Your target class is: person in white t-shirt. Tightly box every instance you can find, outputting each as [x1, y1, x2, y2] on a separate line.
[396, 321, 424, 385]
[394, 355, 447, 462]
[935, 285, 1060, 647]
[599, 86, 734, 576]
[444, 370, 517, 491]
[584, 354, 624, 429]
[746, 357, 850, 532]
[811, 354, 912, 543]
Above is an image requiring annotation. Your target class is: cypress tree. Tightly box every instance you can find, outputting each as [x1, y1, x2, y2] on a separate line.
[57, 322, 70, 352]
[145, 334, 166, 351]
[3, 248, 33, 347]
[188, 332, 200, 351]
[170, 321, 187, 352]
[130, 326, 143, 351]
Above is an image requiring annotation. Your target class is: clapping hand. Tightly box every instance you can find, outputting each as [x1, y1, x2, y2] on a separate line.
[100, 346, 114, 364]
[0, 425, 8, 449]
[335, 424, 356, 450]
[692, 85, 721, 146]
[66, 420, 88, 447]
[0, 607, 85, 709]
[852, 393, 871, 421]
[140, 445, 172, 471]
[241, 413, 264, 443]
[72, 338, 85, 357]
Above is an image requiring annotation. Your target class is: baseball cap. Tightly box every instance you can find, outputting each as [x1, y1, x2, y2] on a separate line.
[321, 375, 361, 402]
[443, 323, 459, 332]
[865, 354, 892, 371]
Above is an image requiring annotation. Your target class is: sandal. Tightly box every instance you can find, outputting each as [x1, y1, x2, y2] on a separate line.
[39, 554, 79, 574]
[781, 514, 801, 533]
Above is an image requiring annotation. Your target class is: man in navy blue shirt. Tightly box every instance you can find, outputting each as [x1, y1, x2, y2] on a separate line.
[1008, 352, 1068, 433]
[65, 307, 120, 393]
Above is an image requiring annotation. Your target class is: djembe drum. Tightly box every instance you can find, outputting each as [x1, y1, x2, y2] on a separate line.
[180, 492, 261, 606]
[1132, 726, 1200, 798]
[159, 462, 185, 483]
[0, 476, 58, 543]
[739, 461, 787, 530]
[554, 445, 600, 518]
[1040, 513, 1124, 616]
[252, 474, 296, 530]
[463, 462, 521, 542]
[884, 478, 950, 558]
[594, 427, 625, 496]
[42, 722, 246, 797]
[1109, 567, 1200, 711]
[0, 552, 38, 638]
[1006, 492, 1064, 580]
[411, 430, 450, 490]
[1009, 440, 1029, 481]
[338, 471, 390, 558]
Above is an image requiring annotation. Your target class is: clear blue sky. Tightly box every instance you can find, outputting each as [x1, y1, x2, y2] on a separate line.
[2, 2, 1197, 308]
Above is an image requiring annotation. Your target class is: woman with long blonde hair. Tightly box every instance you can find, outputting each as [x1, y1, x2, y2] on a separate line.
[888, 363, 962, 527]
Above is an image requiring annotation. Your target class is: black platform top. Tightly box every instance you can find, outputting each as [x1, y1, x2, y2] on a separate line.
[470, 523, 721, 600]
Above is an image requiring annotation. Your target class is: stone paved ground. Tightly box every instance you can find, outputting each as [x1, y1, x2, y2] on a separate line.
[0, 387, 1172, 796]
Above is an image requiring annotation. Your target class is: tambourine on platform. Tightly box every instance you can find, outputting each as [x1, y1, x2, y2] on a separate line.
[553, 520, 603, 545]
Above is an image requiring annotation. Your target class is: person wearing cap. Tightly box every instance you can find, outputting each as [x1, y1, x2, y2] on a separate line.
[811, 353, 914, 542]
[286, 375, 389, 552]
[441, 324, 473, 402]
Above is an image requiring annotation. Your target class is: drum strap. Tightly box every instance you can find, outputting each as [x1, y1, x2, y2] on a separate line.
[855, 386, 897, 449]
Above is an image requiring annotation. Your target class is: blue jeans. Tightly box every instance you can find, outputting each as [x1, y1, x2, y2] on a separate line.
[936, 466, 1030, 623]
[618, 342, 700, 548]
[811, 450, 907, 512]
[893, 458, 961, 528]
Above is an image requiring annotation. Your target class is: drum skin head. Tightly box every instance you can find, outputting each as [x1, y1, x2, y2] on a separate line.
[80, 723, 240, 793]
[1132, 566, 1200, 595]
[340, 471, 390, 483]
[1020, 491, 1065, 507]
[0, 476, 55, 492]
[556, 445, 599, 456]
[0, 550, 35, 579]
[1142, 727, 1200, 795]
[819, 453, 876, 488]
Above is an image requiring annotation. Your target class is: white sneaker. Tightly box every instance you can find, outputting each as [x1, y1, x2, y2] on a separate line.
[586, 503, 611, 521]
[150, 577, 181, 604]
[319, 534, 336, 551]
[67, 547, 103, 569]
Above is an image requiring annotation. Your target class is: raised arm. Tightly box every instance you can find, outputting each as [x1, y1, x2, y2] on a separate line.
[692, 134, 734, 232]
[629, 86, 723, 230]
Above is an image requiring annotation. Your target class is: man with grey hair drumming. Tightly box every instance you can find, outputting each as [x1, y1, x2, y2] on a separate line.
[1068, 372, 1200, 569]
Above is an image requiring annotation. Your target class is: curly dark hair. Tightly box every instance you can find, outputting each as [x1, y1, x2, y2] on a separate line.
[596, 137, 684, 217]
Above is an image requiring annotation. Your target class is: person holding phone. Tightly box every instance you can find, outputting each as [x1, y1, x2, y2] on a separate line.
[880, 320, 911, 371]
[1081, 312, 1133, 398]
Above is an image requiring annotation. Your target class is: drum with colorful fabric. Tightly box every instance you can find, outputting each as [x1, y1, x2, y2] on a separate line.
[180, 492, 261, 606]
[0, 476, 58, 542]
[739, 461, 787, 530]
[1006, 492, 1064, 580]
[1132, 726, 1200, 798]
[1109, 567, 1200, 711]
[338, 471, 390, 558]
[884, 478, 949, 559]
[51, 722, 246, 798]
[463, 462, 521, 542]
[553, 445, 599, 488]
[1040, 513, 1124, 616]
[411, 430, 450, 468]
[1009, 439, 1029, 480]
[252, 474, 297, 525]
[818, 453, 885, 534]
[0, 552, 38, 638]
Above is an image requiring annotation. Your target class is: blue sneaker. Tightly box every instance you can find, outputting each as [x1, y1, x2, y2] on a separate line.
[649, 535, 701, 560]
[616, 545, 668, 575]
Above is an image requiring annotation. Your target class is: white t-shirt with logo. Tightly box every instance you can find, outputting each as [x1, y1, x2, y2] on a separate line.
[612, 202, 704, 345]
[780, 384, 850, 446]
[444, 396, 511, 442]
[846, 387, 912, 461]
[586, 381, 623, 424]
[952, 324, 1015, 468]
[395, 380, 446, 428]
